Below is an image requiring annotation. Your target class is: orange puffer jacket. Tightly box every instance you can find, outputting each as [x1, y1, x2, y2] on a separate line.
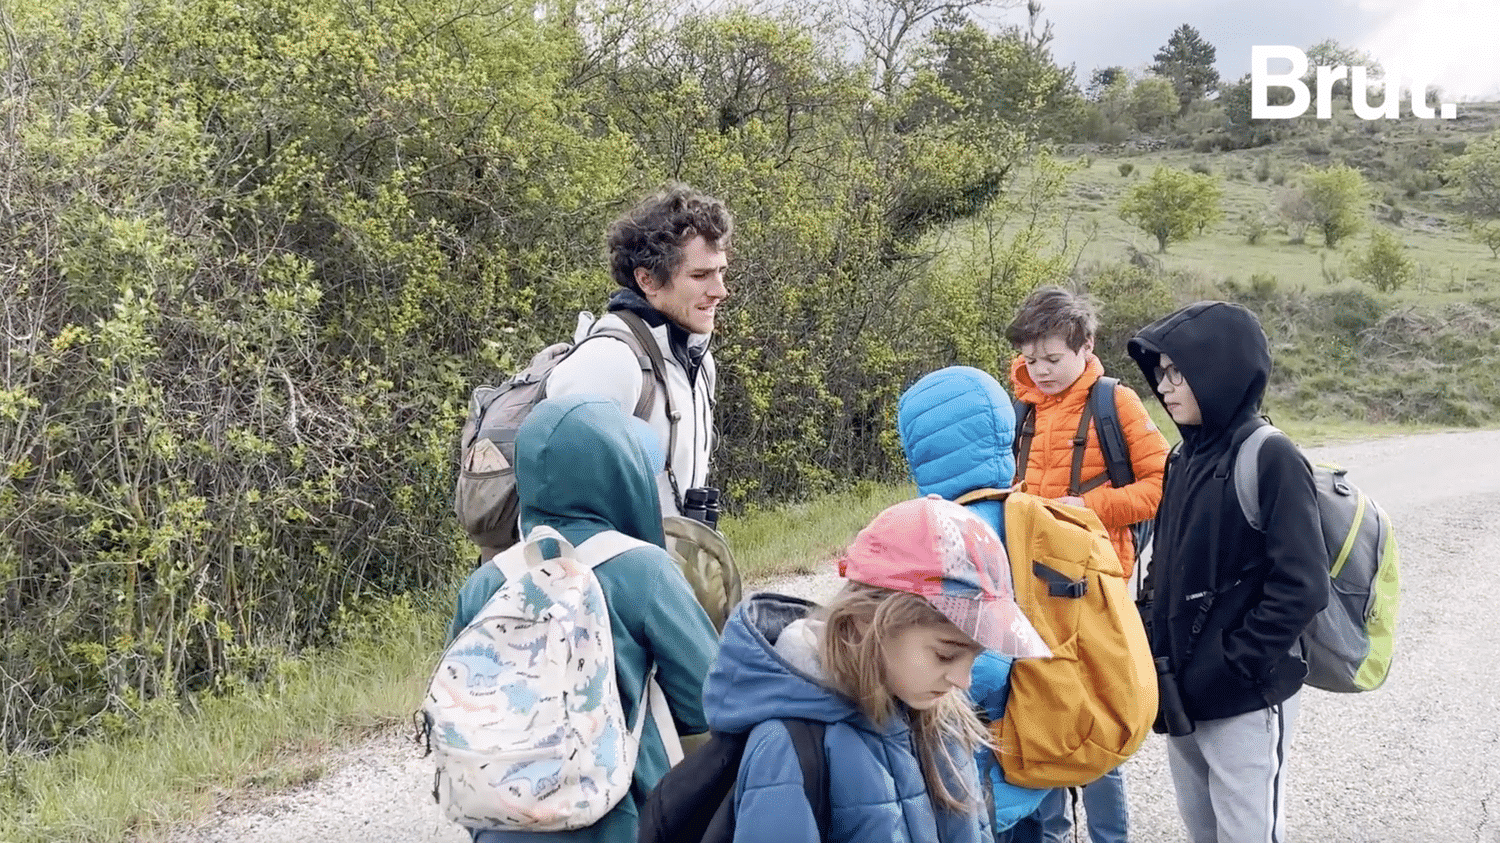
[1009, 355, 1170, 577]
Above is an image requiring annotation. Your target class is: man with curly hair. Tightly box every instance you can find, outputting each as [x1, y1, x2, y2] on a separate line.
[547, 183, 732, 517]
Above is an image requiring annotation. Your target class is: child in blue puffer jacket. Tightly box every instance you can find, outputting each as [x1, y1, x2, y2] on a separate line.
[896, 365, 1049, 835]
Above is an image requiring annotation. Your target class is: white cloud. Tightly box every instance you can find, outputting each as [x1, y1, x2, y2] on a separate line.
[1356, 0, 1500, 99]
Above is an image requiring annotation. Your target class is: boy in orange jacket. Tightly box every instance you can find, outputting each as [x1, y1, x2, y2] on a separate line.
[1001, 287, 1170, 843]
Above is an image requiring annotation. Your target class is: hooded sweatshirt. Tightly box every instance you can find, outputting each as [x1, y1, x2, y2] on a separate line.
[896, 365, 1046, 829]
[446, 395, 719, 843]
[547, 289, 716, 516]
[703, 593, 991, 843]
[1126, 302, 1328, 722]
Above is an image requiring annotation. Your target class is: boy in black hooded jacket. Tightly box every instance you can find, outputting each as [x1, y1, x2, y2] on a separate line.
[1127, 302, 1328, 843]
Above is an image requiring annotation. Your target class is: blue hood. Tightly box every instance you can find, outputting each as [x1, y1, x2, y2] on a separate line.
[897, 366, 1016, 535]
[703, 594, 871, 733]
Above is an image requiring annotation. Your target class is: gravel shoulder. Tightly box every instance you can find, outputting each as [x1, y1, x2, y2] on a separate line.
[152, 429, 1500, 843]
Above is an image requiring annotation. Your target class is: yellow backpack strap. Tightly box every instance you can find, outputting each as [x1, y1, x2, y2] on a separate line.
[954, 487, 1013, 506]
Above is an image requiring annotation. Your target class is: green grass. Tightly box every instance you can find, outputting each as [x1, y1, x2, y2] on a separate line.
[0, 591, 449, 843]
[721, 480, 918, 581]
[971, 136, 1500, 302]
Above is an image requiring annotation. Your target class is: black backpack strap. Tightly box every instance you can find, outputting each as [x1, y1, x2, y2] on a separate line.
[1034, 561, 1088, 598]
[1012, 398, 1035, 485]
[1090, 377, 1137, 489]
[1066, 394, 1095, 496]
[1069, 377, 1135, 497]
[781, 719, 830, 840]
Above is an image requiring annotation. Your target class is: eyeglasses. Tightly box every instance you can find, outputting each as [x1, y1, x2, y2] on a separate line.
[1154, 364, 1185, 386]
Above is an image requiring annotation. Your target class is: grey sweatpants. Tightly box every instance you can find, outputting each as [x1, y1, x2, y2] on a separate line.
[1165, 692, 1301, 843]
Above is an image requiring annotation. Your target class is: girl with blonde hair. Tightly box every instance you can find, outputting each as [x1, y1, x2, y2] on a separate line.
[699, 496, 1050, 842]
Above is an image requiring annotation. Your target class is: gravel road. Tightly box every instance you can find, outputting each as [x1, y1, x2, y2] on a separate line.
[155, 429, 1500, 843]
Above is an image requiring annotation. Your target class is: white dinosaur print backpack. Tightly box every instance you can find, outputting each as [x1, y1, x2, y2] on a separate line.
[420, 526, 678, 831]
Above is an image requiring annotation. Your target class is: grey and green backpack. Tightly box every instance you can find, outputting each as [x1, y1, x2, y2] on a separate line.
[1234, 425, 1401, 693]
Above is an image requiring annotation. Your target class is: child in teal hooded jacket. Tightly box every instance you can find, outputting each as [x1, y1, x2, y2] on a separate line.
[445, 395, 720, 843]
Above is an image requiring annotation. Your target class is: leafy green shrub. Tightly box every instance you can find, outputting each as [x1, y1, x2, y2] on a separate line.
[1350, 229, 1415, 292]
[1241, 213, 1269, 245]
[1119, 167, 1224, 252]
[1078, 263, 1176, 394]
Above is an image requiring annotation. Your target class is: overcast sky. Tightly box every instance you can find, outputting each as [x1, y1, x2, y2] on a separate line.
[1014, 0, 1500, 101]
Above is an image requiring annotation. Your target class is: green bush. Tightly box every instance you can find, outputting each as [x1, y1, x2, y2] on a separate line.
[1079, 263, 1176, 394]
[1118, 162, 1134, 177]
[1350, 229, 1415, 292]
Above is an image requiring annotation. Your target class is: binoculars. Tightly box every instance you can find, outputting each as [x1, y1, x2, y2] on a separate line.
[682, 487, 721, 529]
[1154, 657, 1195, 737]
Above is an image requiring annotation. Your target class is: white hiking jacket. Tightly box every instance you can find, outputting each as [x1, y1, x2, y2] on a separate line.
[546, 310, 715, 515]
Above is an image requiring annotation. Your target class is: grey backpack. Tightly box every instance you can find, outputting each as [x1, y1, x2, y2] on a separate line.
[1233, 425, 1400, 693]
[454, 311, 671, 557]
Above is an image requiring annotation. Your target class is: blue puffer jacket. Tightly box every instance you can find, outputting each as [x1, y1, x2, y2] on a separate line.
[704, 594, 991, 843]
[897, 365, 1047, 831]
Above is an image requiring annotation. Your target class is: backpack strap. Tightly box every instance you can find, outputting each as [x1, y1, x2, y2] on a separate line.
[1090, 377, 1137, 489]
[584, 321, 659, 423]
[781, 720, 830, 840]
[1066, 395, 1095, 496]
[612, 310, 685, 511]
[573, 530, 654, 568]
[1231, 424, 1283, 532]
[1011, 399, 1035, 485]
[1069, 377, 1136, 496]
[532, 527, 686, 765]
[954, 487, 1011, 506]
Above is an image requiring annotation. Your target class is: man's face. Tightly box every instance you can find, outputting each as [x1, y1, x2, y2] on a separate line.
[636, 235, 729, 335]
[880, 622, 980, 711]
[1155, 353, 1203, 425]
[1017, 332, 1092, 396]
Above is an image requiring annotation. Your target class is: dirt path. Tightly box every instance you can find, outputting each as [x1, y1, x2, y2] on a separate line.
[154, 429, 1500, 843]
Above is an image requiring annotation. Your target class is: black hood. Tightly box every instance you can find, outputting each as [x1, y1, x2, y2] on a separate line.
[1127, 301, 1270, 440]
[606, 287, 706, 380]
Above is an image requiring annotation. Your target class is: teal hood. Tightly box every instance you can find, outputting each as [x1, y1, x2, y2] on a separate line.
[515, 394, 667, 549]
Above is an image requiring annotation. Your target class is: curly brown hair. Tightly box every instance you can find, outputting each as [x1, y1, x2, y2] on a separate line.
[607, 183, 733, 294]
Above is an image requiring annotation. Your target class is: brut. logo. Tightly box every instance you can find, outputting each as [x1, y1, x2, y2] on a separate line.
[1251, 45, 1458, 120]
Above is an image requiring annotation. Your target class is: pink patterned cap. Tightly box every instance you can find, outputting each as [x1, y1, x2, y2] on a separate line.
[838, 495, 1050, 659]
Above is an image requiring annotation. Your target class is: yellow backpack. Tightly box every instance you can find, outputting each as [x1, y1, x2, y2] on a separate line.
[955, 488, 1156, 788]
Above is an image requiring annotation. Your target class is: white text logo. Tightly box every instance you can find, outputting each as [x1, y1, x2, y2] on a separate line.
[1251, 45, 1458, 120]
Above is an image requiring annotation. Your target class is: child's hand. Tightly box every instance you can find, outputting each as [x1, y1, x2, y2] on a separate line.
[1056, 495, 1085, 507]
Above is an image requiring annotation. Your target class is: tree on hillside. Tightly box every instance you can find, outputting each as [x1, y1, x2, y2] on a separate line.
[1150, 24, 1218, 113]
[1446, 131, 1500, 218]
[845, 0, 1012, 98]
[1303, 39, 1382, 99]
[1128, 76, 1178, 131]
[1447, 132, 1500, 258]
[914, 10, 1084, 141]
[1299, 164, 1370, 248]
[1086, 65, 1126, 100]
[1120, 167, 1223, 252]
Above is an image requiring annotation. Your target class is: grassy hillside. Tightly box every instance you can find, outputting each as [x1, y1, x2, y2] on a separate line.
[933, 101, 1500, 429]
